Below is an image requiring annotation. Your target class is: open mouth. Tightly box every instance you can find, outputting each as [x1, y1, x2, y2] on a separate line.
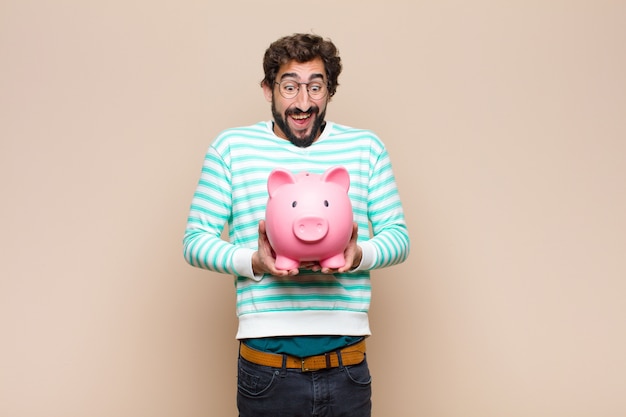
[291, 112, 312, 121]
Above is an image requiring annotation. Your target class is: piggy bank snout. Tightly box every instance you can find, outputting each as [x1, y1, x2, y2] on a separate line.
[293, 216, 329, 242]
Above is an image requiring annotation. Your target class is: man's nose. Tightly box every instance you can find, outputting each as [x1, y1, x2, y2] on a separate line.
[295, 85, 312, 108]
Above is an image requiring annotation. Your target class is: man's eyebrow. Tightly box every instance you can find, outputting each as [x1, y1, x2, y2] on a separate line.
[279, 72, 325, 81]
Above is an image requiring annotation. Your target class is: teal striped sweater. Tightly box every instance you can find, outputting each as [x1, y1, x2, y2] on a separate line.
[183, 121, 410, 339]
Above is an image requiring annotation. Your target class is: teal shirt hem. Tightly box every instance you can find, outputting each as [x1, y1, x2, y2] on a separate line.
[243, 335, 364, 357]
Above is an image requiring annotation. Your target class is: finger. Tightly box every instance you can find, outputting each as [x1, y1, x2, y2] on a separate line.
[269, 266, 298, 277]
[351, 222, 358, 239]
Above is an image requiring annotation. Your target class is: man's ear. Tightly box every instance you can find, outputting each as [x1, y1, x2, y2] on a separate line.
[262, 82, 273, 102]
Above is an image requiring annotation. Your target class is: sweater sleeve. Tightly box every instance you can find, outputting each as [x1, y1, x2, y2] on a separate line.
[361, 147, 410, 270]
[182, 145, 257, 279]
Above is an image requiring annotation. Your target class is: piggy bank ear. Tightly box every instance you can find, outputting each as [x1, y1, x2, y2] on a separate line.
[267, 168, 297, 197]
[321, 166, 350, 192]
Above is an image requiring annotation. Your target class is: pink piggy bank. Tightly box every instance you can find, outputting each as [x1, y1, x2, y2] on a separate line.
[265, 166, 354, 271]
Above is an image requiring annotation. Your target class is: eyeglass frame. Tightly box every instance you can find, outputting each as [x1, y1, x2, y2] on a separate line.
[273, 79, 329, 100]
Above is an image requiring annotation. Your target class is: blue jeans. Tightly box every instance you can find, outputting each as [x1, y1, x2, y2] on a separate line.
[237, 353, 372, 417]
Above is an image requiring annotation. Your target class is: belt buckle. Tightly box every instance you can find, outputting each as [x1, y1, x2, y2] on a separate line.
[301, 352, 333, 372]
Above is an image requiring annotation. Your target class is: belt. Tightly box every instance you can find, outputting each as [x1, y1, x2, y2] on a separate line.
[239, 339, 366, 372]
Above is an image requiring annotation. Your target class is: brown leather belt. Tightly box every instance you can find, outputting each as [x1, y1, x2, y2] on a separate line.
[239, 339, 366, 372]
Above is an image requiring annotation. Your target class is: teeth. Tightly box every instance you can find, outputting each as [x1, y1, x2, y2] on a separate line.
[292, 113, 310, 120]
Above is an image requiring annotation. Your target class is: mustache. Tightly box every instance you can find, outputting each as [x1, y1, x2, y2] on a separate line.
[286, 106, 319, 116]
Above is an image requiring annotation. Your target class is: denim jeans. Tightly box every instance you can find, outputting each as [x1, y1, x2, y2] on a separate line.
[237, 352, 372, 417]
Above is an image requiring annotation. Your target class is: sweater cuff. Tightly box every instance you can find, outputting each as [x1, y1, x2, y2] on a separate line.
[352, 241, 376, 271]
[233, 247, 263, 281]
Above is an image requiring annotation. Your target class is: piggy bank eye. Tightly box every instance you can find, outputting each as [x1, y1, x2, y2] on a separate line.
[292, 201, 297, 208]
[324, 200, 329, 207]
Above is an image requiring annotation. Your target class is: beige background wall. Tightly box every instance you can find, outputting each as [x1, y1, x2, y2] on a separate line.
[1, 1, 625, 416]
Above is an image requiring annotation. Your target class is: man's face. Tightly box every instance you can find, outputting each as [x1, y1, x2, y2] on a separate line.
[263, 58, 329, 147]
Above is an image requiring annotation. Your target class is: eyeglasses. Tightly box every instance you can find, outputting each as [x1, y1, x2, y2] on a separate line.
[274, 80, 328, 100]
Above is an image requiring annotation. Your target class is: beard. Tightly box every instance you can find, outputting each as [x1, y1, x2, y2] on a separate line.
[271, 99, 327, 148]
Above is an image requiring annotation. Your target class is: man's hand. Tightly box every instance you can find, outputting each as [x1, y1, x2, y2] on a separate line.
[252, 220, 299, 277]
[323, 222, 362, 274]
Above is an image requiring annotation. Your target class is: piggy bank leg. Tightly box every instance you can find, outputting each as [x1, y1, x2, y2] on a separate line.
[274, 255, 300, 271]
[319, 254, 346, 269]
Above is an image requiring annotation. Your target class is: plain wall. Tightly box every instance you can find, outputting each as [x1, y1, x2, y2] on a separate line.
[1, 1, 625, 416]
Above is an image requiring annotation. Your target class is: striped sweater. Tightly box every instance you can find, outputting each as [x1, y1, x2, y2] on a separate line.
[183, 121, 410, 339]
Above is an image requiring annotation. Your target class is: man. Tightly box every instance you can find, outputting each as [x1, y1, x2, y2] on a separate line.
[183, 33, 410, 417]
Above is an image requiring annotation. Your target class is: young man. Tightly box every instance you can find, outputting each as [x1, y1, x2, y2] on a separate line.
[183, 33, 410, 417]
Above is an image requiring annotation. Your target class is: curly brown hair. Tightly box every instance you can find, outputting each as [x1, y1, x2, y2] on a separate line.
[261, 33, 342, 98]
